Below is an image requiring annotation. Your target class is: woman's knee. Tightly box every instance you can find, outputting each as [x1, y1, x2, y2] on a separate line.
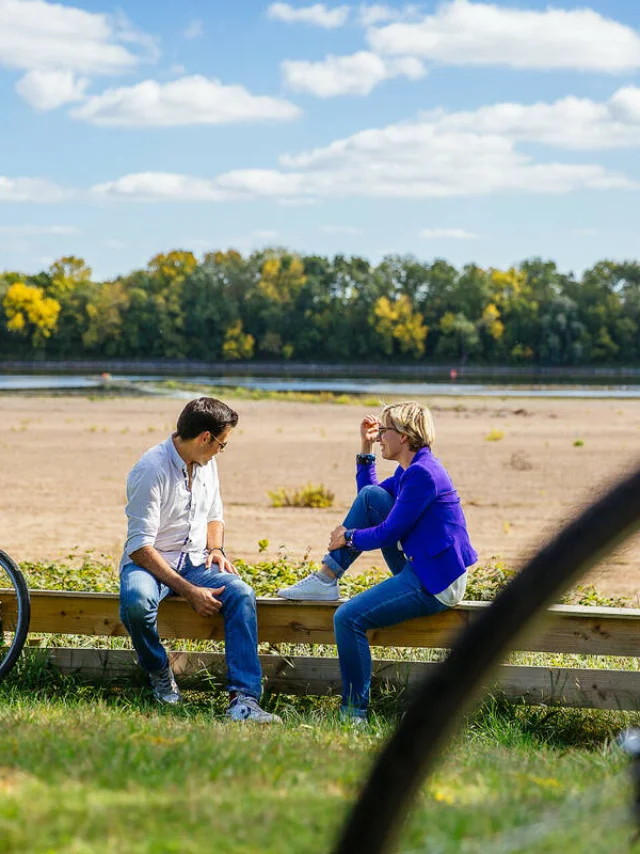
[357, 484, 393, 515]
[334, 601, 360, 634]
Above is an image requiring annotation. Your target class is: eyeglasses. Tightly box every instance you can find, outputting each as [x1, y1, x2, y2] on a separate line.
[377, 426, 398, 438]
[209, 433, 228, 451]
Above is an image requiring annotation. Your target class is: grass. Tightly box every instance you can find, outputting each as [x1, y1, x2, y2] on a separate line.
[267, 483, 335, 508]
[0, 659, 636, 854]
[4, 554, 639, 852]
[150, 379, 382, 407]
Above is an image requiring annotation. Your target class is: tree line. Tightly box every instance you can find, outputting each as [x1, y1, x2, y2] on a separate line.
[1, 250, 639, 366]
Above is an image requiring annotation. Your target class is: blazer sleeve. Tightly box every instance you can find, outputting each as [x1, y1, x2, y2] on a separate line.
[352, 466, 436, 551]
[356, 461, 397, 496]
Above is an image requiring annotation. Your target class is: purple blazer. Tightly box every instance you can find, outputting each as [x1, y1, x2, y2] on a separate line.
[351, 447, 477, 595]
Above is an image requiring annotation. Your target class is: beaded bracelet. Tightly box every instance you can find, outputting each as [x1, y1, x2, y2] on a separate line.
[356, 453, 376, 466]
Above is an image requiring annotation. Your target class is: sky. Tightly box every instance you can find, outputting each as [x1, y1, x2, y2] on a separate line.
[0, 0, 639, 279]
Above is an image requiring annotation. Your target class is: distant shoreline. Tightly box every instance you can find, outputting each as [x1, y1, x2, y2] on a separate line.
[2, 359, 640, 380]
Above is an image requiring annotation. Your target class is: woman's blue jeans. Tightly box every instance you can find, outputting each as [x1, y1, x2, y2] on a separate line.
[119, 556, 262, 699]
[325, 485, 449, 717]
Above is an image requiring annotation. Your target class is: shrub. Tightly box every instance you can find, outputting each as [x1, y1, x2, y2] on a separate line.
[574, 439, 584, 447]
[485, 428, 505, 442]
[268, 483, 335, 508]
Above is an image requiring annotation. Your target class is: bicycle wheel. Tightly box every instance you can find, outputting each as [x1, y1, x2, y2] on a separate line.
[0, 549, 30, 680]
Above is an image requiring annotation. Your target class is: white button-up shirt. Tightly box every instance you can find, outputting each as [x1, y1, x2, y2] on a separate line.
[120, 435, 224, 573]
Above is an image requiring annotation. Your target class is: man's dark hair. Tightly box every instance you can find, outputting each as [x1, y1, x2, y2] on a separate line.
[176, 397, 239, 440]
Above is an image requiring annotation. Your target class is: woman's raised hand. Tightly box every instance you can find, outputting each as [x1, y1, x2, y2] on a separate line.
[360, 414, 380, 452]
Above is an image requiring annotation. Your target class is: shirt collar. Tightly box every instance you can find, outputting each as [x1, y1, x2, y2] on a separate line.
[164, 434, 187, 474]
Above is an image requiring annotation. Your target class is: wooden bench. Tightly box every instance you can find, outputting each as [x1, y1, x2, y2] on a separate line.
[2, 590, 640, 709]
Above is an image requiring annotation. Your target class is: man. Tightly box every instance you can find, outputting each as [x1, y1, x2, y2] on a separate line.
[119, 396, 279, 723]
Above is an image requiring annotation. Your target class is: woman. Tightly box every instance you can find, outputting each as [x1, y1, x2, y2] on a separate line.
[277, 401, 477, 721]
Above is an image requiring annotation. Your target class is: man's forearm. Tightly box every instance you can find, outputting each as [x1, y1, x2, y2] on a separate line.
[129, 546, 194, 597]
[207, 520, 225, 552]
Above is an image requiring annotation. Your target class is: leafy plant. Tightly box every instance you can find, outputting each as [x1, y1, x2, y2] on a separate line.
[485, 428, 505, 441]
[268, 483, 335, 509]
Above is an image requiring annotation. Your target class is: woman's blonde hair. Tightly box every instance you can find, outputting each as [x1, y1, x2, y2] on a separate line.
[381, 401, 435, 451]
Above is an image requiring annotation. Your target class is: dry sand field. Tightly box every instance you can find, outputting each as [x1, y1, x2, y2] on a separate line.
[0, 393, 639, 599]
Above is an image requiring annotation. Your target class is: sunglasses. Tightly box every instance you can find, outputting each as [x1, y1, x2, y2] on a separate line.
[209, 433, 228, 451]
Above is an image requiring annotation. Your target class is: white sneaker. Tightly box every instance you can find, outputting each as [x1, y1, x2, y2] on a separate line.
[339, 710, 367, 727]
[226, 694, 282, 724]
[277, 572, 340, 601]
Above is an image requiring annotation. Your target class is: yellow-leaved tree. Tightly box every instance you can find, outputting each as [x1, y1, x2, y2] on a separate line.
[222, 320, 255, 361]
[480, 302, 505, 341]
[3, 282, 61, 347]
[257, 256, 306, 304]
[48, 256, 92, 299]
[371, 295, 427, 358]
[147, 251, 198, 285]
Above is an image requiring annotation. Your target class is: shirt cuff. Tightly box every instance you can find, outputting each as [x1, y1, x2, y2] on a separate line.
[126, 534, 156, 555]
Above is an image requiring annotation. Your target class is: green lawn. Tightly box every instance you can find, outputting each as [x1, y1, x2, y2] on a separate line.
[0, 662, 636, 854]
[2, 556, 636, 853]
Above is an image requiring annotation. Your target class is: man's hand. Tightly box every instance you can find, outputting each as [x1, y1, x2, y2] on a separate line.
[360, 414, 380, 453]
[329, 525, 347, 551]
[184, 584, 225, 617]
[206, 548, 239, 575]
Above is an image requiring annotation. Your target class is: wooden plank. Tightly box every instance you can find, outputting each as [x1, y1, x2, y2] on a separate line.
[33, 647, 640, 711]
[3, 590, 640, 656]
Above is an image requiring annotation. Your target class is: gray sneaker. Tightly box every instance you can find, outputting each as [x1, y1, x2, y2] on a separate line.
[149, 664, 183, 705]
[277, 572, 340, 601]
[226, 693, 282, 724]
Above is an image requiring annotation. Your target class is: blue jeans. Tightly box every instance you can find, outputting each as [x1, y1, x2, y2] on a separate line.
[119, 557, 262, 699]
[328, 485, 449, 716]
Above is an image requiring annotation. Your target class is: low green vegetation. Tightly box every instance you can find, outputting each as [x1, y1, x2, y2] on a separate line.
[151, 379, 382, 406]
[267, 483, 336, 509]
[485, 427, 505, 441]
[0, 658, 636, 854]
[4, 554, 637, 852]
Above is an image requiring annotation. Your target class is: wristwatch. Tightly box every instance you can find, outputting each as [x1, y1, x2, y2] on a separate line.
[344, 529, 356, 548]
[209, 546, 226, 558]
[356, 453, 376, 466]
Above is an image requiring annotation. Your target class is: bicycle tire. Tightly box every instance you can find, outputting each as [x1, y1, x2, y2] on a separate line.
[334, 463, 640, 854]
[0, 549, 31, 680]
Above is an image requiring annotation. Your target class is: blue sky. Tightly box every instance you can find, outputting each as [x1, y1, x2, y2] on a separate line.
[0, 0, 639, 279]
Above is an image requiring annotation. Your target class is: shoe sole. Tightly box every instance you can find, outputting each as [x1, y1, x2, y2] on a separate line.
[276, 590, 340, 601]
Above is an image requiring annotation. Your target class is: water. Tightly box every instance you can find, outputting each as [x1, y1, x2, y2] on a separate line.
[2, 372, 640, 398]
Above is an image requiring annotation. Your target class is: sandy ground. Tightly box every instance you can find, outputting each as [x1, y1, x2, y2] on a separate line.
[0, 393, 639, 599]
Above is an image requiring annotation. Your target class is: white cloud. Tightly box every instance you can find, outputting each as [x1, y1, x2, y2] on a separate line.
[281, 50, 426, 97]
[183, 19, 204, 39]
[368, 0, 640, 72]
[0, 0, 154, 75]
[0, 224, 80, 235]
[92, 170, 305, 202]
[321, 225, 363, 234]
[573, 228, 598, 237]
[0, 176, 69, 203]
[71, 75, 301, 127]
[104, 238, 126, 249]
[419, 228, 479, 239]
[91, 88, 640, 204]
[420, 87, 640, 150]
[254, 230, 279, 239]
[358, 4, 419, 27]
[267, 3, 349, 28]
[16, 69, 88, 111]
